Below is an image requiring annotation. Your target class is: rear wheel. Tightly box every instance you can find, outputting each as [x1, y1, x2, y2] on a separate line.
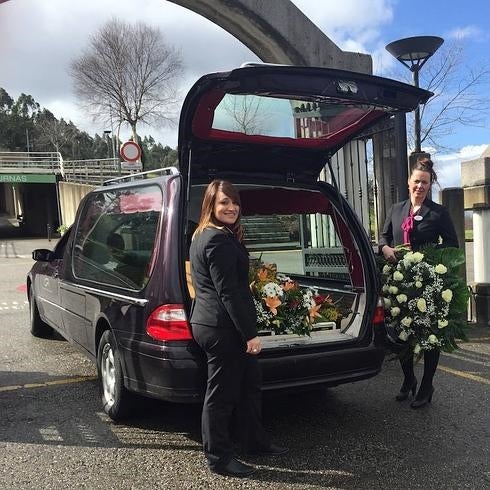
[97, 330, 133, 421]
[29, 289, 53, 338]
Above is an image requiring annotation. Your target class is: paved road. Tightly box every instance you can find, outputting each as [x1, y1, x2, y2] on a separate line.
[0, 243, 489, 489]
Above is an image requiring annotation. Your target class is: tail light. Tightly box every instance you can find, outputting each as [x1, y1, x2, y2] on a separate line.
[146, 304, 192, 341]
[373, 296, 385, 325]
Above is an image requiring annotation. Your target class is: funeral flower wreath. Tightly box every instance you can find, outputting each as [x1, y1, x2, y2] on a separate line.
[249, 260, 346, 336]
[380, 245, 469, 353]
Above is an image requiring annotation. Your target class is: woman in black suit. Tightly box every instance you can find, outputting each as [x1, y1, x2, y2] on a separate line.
[190, 180, 287, 478]
[379, 157, 459, 408]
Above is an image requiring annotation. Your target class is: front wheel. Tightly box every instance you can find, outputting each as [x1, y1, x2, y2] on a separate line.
[97, 330, 133, 421]
[29, 288, 53, 338]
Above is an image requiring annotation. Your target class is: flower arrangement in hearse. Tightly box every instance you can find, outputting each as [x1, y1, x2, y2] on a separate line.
[249, 260, 347, 336]
[380, 245, 470, 354]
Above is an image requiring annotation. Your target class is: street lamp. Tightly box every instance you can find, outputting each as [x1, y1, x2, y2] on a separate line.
[385, 36, 444, 153]
[103, 130, 112, 159]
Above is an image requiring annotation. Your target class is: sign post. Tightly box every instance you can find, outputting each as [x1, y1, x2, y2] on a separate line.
[120, 141, 142, 172]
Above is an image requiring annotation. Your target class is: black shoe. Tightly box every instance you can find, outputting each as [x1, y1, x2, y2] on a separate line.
[248, 444, 289, 456]
[410, 387, 434, 409]
[211, 458, 256, 478]
[395, 378, 417, 402]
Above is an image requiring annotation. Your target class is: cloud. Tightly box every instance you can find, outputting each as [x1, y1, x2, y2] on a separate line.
[291, 0, 395, 50]
[446, 25, 482, 41]
[433, 144, 489, 190]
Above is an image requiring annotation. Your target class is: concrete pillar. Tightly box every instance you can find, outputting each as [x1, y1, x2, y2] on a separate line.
[440, 187, 465, 253]
[462, 145, 490, 327]
[472, 208, 490, 283]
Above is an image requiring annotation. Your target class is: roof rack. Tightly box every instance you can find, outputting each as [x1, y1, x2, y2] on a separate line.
[102, 166, 179, 186]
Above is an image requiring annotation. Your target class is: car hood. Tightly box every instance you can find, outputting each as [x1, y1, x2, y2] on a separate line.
[178, 64, 432, 183]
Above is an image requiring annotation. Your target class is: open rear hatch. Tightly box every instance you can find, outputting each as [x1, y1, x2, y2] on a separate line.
[180, 64, 432, 348]
[178, 64, 432, 185]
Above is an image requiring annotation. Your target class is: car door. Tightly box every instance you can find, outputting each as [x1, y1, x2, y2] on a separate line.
[32, 232, 71, 332]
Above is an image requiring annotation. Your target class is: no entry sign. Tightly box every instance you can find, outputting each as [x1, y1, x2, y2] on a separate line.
[120, 141, 142, 162]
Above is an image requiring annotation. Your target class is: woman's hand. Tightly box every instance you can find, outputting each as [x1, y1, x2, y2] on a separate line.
[246, 336, 261, 355]
[382, 245, 397, 263]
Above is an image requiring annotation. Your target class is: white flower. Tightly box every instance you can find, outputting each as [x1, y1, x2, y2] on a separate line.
[384, 298, 392, 308]
[438, 319, 449, 329]
[414, 344, 421, 354]
[262, 282, 283, 297]
[398, 330, 409, 341]
[442, 289, 453, 303]
[382, 285, 390, 293]
[434, 264, 448, 274]
[393, 271, 404, 281]
[402, 252, 415, 266]
[428, 334, 438, 344]
[396, 294, 408, 303]
[416, 298, 427, 312]
[390, 307, 401, 317]
[401, 316, 412, 327]
[415, 281, 423, 288]
[382, 265, 391, 274]
[412, 252, 424, 263]
[389, 286, 399, 294]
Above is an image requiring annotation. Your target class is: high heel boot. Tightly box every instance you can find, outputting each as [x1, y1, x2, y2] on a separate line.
[395, 354, 416, 401]
[395, 377, 417, 401]
[411, 349, 440, 409]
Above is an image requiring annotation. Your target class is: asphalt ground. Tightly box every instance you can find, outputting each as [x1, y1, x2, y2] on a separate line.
[0, 249, 488, 489]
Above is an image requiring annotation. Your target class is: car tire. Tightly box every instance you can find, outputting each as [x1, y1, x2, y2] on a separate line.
[97, 329, 133, 421]
[29, 289, 53, 338]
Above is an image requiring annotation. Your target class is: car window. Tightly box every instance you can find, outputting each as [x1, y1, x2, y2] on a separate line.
[52, 226, 72, 259]
[244, 213, 350, 282]
[72, 185, 163, 290]
[237, 187, 363, 288]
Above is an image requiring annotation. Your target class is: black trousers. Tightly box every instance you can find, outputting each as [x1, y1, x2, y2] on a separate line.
[192, 324, 270, 469]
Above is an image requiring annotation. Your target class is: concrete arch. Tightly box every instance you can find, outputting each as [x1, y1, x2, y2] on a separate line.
[167, 0, 372, 73]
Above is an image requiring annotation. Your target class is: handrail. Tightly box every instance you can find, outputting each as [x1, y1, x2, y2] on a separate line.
[62, 158, 128, 185]
[0, 151, 63, 173]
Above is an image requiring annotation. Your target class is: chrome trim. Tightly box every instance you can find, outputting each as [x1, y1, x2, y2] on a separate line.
[59, 281, 148, 306]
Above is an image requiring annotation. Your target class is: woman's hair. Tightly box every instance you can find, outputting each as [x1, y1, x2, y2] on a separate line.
[411, 156, 438, 184]
[193, 180, 244, 241]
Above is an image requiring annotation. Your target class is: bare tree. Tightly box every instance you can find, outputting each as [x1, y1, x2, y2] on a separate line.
[35, 109, 75, 154]
[70, 18, 183, 147]
[391, 40, 490, 152]
[221, 95, 269, 134]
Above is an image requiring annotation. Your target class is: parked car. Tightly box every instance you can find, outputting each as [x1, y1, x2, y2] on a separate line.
[28, 64, 431, 420]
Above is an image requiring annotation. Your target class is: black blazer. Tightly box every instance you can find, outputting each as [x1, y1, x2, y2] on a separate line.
[189, 227, 258, 342]
[379, 198, 459, 251]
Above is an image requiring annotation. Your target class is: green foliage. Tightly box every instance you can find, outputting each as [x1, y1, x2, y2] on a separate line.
[0, 87, 177, 163]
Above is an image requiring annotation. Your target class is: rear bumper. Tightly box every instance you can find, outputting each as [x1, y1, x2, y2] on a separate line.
[117, 335, 385, 403]
[261, 342, 385, 391]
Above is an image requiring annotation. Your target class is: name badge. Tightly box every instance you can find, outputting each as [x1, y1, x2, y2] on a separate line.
[414, 215, 423, 221]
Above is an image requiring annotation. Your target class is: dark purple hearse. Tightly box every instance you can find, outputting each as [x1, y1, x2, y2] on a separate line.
[28, 64, 431, 420]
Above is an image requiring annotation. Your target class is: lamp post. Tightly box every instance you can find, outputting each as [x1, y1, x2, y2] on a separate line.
[103, 130, 112, 159]
[385, 36, 444, 153]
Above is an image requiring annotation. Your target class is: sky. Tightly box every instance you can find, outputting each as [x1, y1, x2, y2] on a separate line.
[1, 0, 489, 192]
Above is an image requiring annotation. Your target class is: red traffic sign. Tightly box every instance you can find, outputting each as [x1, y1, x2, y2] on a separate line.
[120, 141, 142, 163]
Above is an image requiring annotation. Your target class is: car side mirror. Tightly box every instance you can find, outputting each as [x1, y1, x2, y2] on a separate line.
[32, 249, 55, 262]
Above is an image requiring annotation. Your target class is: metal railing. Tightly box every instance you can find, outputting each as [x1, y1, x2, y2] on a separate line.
[63, 158, 130, 185]
[0, 151, 64, 174]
